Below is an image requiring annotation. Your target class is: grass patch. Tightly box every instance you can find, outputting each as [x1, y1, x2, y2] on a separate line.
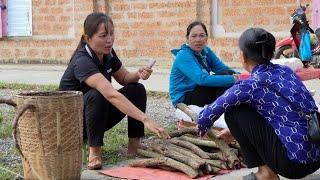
[0, 124, 12, 139]
[0, 81, 58, 91]
[102, 120, 129, 165]
[0, 161, 23, 180]
[0, 168, 23, 180]
[0, 109, 15, 138]
[0, 169, 13, 180]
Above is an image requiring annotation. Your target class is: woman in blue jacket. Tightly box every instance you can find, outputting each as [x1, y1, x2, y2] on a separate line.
[169, 21, 238, 107]
[198, 28, 320, 179]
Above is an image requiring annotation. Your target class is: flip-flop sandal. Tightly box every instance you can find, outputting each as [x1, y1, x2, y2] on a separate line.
[243, 172, 257, 180]
[87, 154, 102, 170]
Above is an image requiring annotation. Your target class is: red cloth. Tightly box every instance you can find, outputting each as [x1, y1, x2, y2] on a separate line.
[100, 166, 231, 180]
[239, 68, 320, 81]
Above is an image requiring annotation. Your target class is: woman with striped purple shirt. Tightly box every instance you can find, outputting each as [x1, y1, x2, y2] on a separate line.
[197, 28, 320, 179]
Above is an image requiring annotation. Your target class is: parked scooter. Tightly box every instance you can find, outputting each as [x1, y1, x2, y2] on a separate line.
[274, 4, 320, 68]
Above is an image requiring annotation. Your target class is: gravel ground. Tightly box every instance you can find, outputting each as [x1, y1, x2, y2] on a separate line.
[0, 89, 177, 178]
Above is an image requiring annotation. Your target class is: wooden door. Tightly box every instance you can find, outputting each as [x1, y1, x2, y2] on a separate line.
[0, 0, 7, 37]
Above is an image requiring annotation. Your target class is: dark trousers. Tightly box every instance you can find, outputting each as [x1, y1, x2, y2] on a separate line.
[183, 86, 228, 107]
[83, 83, 146, 147]
[225, 104, 320, 179]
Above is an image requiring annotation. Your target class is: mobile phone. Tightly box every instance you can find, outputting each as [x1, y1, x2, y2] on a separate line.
[148, 59, 156, 68]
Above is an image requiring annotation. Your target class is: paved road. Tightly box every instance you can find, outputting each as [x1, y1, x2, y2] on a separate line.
[0, 64, 170, 92]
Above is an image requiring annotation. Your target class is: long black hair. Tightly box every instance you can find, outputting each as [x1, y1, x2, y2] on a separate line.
[70, 12, 113, 62]
[239, 28, 276, 64]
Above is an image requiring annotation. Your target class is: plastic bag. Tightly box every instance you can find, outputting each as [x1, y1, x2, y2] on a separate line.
[299, 30, 312, 61]
[174, 105, 228, 129]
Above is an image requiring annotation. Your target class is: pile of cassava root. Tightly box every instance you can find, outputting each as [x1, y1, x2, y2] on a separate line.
[128, 127, 246, 178]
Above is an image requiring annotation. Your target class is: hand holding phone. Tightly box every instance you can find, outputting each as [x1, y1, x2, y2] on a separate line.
[148, 59, 156, 68]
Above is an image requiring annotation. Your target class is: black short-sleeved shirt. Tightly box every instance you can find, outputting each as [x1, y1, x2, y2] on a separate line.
[59, 45, 122, 94]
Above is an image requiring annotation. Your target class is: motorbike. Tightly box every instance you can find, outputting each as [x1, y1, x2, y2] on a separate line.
[274, 4, 320, 68]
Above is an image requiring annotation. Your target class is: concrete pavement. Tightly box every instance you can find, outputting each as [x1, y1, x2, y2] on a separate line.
[1, 64, 320, 179]
[0, 64, 170, 92]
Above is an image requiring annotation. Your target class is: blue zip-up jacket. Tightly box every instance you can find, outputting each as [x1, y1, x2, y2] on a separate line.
[169, 44, 236, 106]
[198, 63, 320, 164]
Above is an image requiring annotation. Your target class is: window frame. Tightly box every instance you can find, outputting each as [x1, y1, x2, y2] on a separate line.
[7, 0, 32, 37]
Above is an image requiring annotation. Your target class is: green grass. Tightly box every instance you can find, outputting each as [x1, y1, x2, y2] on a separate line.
[0, 109, 15, 138]
[102, 120, 129, 165]
[0, 169, 13, 180]
[0, 167, 23, 180]
[0, 124, 12, 139]
[0, 158, 23, 180]
[0, 81, 58, 91]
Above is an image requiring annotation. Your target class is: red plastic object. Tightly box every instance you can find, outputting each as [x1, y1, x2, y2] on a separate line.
[239, 68, 320, 81]
[295, 68, 320, 81]
[100, 166, 231, 180]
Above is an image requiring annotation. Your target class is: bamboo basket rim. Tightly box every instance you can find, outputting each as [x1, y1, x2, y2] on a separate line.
[15, 91, 82, 99]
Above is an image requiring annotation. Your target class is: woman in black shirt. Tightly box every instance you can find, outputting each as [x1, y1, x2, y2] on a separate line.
[59, 12, 169, 170]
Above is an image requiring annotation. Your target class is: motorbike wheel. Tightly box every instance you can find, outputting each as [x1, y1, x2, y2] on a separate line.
[274, 45, 298, 59]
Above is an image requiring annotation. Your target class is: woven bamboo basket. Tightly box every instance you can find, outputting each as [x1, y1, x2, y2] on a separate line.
[0, 91, 83, 180]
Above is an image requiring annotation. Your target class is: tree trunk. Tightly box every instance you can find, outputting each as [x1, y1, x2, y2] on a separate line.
[176, 103, 198, 121]
[169, 138, 210, 159]
[179, 135, 219, 148]
[128, 157, 199, 178]
[137, 149, 163, 158]
[207, 130, 240, 169]
[150, 144, 205, 170]
[169, 127, 197, 137]
[204, 159, 227, 169]
[207, 152, 228, 161]
[166, 143, 202, 159]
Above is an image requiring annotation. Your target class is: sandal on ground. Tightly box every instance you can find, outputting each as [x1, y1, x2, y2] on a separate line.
[87, 154, 102, 170]
[243, 172, 257, 180]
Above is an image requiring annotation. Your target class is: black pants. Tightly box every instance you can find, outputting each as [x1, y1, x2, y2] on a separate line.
[83, 83, 146, 147]
[183, 86, 228, 107]
[225, 104, 320, 179]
